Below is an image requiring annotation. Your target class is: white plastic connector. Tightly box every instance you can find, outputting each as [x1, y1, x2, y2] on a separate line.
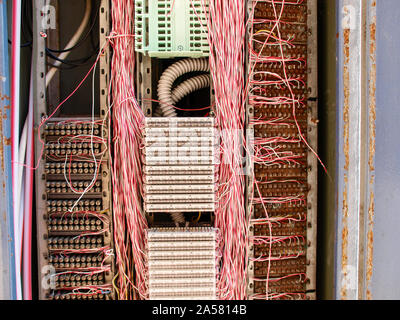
[144, 203, 215, 212]
[145, 193, 215, 204]
[145, 136, 216, 148]
[144, 118, 217, 213]
[145, 117, 214, 128]
[147, 227, 217, 300]
[143, 165, 214, 175]
[144, 156, 215, 166]
[144, 174, 214, 185]
[143, 184, 216, 194]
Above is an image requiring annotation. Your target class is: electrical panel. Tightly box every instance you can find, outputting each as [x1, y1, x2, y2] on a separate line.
[31, 0, 317, 300]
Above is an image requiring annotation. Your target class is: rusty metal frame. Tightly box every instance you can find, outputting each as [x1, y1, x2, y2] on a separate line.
[335, 0, 400, 300]
[335, 0, 378, 300]
[336, 0, 364, 300]
[336, 0, 365, 300]
[363, 0, 375, 300]
[364, 0, 400, 300]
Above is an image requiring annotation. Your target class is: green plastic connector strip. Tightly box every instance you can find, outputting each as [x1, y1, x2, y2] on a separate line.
[135, 0, 210, 58]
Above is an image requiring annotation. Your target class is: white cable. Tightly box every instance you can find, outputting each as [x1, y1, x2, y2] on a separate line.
[157, 58, 209, 117]
[68, 39, 107, 212]
[171, 74, 210, 103]
[17, 118, 28, 207]
[16, 176, 24, 300]
[11, 0, 22, 300]
[153, 74, 210, 117]
[15, 117, 28, 288]
[13, 118, 26, 301]
[62, 134, 106, 194]
[46, 0, 91, 87]
[23, 70, 34, 300]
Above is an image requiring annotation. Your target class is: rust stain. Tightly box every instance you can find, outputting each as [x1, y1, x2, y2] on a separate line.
[0, 94, 10, 101]
[366, 289, 372, 300]
[343, 29, 350, 172]
[341, 27, 351, 300]
[0, 109, 3, 172]
[366, 5, 377, 300]
[366, 187, 375, 300]
[341, 175, 349, 300]
[4, 137, 11, 146]
[368, 21, 377, 172]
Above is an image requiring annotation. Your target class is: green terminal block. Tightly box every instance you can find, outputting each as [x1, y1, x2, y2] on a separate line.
[135, 0, 210, 58]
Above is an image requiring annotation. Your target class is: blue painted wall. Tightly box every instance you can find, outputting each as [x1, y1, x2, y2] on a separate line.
[371, 0, 400, 299]
[0, 0, 16, 300]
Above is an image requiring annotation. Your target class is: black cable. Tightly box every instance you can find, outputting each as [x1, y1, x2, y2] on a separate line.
[8, 39, 32, 48]
[22, 0, 33, 41]
[89, 9, 98, 52]
[8, 0, 33, 48]
[44, 0, 102, 74]
[46, 0, 100, 54]
[46, 47, 98, 66]
[46, 61, 92, 70]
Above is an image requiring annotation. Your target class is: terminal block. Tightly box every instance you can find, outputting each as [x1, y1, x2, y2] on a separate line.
[135, 0, 210, 58]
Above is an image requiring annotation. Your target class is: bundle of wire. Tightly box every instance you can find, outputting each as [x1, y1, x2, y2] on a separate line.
[109, 0, 148, 300]
[203, 0, 248, 299]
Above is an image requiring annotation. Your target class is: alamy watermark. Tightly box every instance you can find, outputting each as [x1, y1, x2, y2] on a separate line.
[41, 5, 56, 30]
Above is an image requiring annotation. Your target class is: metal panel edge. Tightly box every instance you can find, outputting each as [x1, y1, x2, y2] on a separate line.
[33, 0, 49, 300]
[335, 0, 364, 300]
[0, 0, 16, 300]
[306, 0, 318, 299]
